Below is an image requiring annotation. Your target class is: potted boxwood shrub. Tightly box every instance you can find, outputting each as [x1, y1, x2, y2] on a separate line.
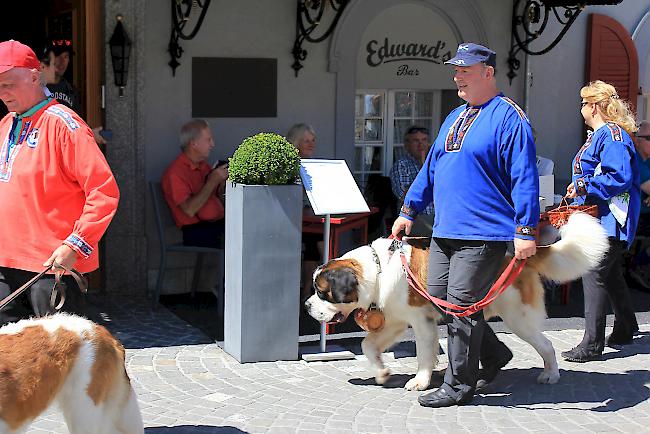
[223, 132, 302, 363]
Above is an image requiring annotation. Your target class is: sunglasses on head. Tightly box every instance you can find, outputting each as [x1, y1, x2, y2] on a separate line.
[406, 127, 429, 135]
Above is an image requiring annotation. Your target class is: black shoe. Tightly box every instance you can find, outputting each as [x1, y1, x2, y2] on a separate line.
[418, 387, 470, 408]
[606, 328, 634, 346]
[476, 348, 513, 391]
[561, 346, 602, 363]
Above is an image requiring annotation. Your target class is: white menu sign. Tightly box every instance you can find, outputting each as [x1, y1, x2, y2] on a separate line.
[300, 159, 370, 215]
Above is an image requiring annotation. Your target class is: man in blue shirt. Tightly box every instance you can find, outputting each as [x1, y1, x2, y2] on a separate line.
[391, 43, 539, 408]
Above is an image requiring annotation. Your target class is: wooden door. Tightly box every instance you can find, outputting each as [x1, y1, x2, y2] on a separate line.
[84, 0, 103, 131]
[587, 13, 639, 112]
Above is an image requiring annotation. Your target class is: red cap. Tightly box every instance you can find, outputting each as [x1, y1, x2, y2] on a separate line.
[0, 40, 40, 74]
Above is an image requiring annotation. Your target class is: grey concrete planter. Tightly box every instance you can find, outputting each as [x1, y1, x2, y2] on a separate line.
[223, 182, 302, 362]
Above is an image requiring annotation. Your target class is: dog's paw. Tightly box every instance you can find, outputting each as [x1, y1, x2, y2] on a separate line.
[375, 368, 390, 385]
[537, 370, 560, 384]
[405, 375, 430, 391]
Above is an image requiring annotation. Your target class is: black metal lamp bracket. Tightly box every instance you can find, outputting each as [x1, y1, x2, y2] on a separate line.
[292, 0, 348, 77]
[168, 0, 212, 76]
[507, 0, 623, 84]
[507, 0, 585, 84]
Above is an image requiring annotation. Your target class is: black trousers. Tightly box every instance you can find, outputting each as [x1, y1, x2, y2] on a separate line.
[181, 220, 224, 248]
[0, 267, 82, 325]
[427, 238, 510, 402]
[580, 238, 638, 351]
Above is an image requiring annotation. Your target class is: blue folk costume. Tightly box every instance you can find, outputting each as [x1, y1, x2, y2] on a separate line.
[571, 122, 640, 247]
[400, 94, 539, 240]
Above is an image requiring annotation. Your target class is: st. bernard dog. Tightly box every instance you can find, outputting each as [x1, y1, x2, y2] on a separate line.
[0, 313, 143, 434]
[305, 213, 608, 391]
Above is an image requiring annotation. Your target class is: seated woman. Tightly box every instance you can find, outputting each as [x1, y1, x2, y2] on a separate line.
[287, 123, 321, 299]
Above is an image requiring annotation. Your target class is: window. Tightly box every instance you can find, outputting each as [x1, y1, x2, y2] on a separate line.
[354, 90, 442, 189]
[354, 92, 386, 190]
[391, 91, 440, 165]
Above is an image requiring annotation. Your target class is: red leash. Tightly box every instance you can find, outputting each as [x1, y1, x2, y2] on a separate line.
[389, 235, 526, 317]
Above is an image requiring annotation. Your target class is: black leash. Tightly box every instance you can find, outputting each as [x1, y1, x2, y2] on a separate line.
[0, 263, 88, 312]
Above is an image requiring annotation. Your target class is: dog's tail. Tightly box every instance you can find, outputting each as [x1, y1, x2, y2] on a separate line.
[526, 212, 609, 283]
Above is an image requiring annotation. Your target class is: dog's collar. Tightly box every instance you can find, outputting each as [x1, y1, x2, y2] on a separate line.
[369, 244, 382, 275]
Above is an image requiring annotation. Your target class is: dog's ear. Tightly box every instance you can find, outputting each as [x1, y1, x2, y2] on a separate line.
[319, 267, 359, 304]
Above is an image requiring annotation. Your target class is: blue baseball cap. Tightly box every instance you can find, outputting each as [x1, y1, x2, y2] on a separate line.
[444, 43, 496, 68]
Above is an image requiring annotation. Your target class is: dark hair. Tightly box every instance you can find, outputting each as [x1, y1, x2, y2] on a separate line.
[406, 126, 429, 136]
[480, 51, 496, 68]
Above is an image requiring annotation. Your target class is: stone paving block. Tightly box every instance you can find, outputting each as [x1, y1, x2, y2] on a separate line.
[268, 428, 297, 434]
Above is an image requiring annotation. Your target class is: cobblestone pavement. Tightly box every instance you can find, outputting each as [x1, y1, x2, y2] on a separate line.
[26, 295, 650, 433]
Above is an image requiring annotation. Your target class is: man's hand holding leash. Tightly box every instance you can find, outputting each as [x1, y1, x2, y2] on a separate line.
[514, 238, 536, 260]
[44, 244, 78, 275]
[391, 216, 413, 238]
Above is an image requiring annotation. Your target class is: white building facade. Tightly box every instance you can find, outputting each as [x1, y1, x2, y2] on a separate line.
[99, 0, 649, 293]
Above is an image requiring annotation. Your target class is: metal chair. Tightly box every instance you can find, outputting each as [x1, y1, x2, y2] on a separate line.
[149, 182, 223, 309]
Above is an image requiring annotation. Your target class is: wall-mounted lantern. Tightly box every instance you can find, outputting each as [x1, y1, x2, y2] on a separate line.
[109, 15, 131, 97]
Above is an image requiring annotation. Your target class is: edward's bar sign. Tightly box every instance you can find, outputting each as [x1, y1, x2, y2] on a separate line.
[366, 38, 453, 67]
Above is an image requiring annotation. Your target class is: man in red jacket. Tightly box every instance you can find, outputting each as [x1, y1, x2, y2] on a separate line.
[0, 40, 119, 322]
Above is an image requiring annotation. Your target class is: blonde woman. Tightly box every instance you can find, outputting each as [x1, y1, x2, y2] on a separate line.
[562, 80, 640, 362]
[287, 123, 316, 158]
[287, 123, 321, 299]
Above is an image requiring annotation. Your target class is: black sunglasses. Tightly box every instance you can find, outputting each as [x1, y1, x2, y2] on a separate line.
[580, 101, 589, 108]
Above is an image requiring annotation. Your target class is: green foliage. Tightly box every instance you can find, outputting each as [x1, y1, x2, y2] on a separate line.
[228, 133, 301, 185]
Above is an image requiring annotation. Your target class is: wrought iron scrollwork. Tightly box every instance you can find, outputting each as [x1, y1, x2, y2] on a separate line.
[506, 0, 622, 84]
[507, 0, 584, 84]
[168, 0, 212, 76]
[292, 0, 349, 77]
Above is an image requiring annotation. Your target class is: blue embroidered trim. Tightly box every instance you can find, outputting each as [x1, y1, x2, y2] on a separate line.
[500, 96, 529, 122]
[0, 99, 51, 182]
[573, 132, 593, 175]
[400, 204, 417, 219]
[606, 122, 622, 142]
[575, 177, 587, 196]
[516, 225, 536, 238]
[46, 106, 80, 131]
[445, 107, 481, 152]
[64, 234, 93, 258]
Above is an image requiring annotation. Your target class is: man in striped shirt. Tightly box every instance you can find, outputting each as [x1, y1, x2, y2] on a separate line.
[389, 126, 434, 236]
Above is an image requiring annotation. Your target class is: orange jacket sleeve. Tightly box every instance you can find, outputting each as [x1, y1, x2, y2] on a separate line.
[56, 117, 120, 258]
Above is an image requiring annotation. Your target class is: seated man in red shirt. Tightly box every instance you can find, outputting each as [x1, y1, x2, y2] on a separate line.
[162, 119, 228, 247]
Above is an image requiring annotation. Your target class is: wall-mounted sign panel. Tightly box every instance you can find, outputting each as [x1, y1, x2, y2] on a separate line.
[192, 57, 277, 118]
[357, 4, 459, 89]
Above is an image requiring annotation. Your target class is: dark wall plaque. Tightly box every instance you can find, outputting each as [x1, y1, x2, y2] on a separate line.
[192, 57, 277, 118]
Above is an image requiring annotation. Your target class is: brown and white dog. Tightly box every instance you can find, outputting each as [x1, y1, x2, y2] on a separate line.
[305, 213, 608, 391]
[0, 313, 143, 434]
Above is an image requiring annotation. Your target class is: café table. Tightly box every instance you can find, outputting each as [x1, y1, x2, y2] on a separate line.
[302, 207, 379, 260]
